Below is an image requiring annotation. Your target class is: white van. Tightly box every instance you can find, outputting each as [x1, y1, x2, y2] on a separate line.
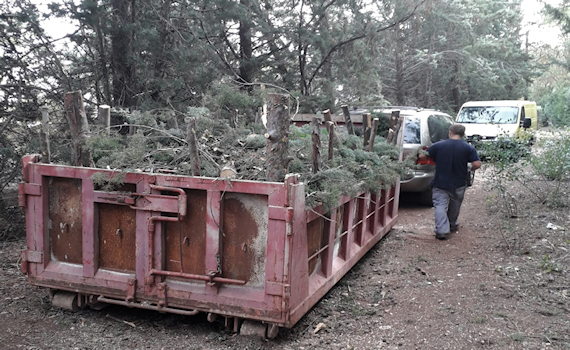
[456, 100, 538, 141]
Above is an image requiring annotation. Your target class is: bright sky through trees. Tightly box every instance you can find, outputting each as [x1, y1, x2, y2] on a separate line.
[521, 0, 562, 46]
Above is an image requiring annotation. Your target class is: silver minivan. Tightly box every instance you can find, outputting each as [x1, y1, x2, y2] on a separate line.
[384, 108, 455, 205]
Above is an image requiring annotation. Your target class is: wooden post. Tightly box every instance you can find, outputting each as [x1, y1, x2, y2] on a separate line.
[98, 105, 111, 136]
[311, 117, 321, 173]
[362, 113, 372, 148]
[323, 109, 332, 123]
[229, 109, 238, 128]
[165, 110, 179, 130]
[326, 121, 335, 160]
[261, 84, 268, 127]
[64, 91, 92, 167]
[265, 93, 291, 182]
[255, 106, 262, 124]
[368, 118, 380, 152]
[391, 116, 404, 146]
[387, 110, 401, 144]
[341, 105, 354, 135]
[186, 117, 201, 176]
[129, 123, 136, 136]
[39, 109, 51, 163]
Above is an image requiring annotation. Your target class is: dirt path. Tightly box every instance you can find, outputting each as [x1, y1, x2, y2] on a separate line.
[0, 170, 568, 349]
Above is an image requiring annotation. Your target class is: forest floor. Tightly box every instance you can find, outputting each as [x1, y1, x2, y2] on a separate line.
[0, 166, 569, 350]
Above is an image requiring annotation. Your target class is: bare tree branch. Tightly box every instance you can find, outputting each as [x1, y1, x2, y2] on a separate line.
[306, 0, 426, 89]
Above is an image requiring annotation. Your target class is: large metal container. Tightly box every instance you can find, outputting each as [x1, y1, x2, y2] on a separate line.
[19, 154, 399, 337]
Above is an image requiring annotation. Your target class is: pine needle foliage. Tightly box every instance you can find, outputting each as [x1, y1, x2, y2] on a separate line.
[84, 109, 402, 209]
[288, 125, 402, 210]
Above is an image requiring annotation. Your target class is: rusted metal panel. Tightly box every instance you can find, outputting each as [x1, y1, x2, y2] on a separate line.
[48, 177, 83, 264]
[165, 189, 207, 276]
[98, 203, 137, 271]
[221, 193, 268, 287]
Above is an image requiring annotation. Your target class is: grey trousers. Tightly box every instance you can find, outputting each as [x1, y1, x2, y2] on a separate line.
[432, 186, 467, 235]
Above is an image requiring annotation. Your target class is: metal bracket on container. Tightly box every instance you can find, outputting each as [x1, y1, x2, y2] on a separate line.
[126, 278, 136, 303]
[20, 250, 43, 274]
[94, 184, 187, 217]
[157, 283, 167, 308]
[18, 183, 42, 208]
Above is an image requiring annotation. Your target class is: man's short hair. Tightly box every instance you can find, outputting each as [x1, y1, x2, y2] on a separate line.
[449, 124, 465, 137]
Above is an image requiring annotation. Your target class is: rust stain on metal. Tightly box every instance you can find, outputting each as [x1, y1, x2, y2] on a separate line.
[307, 217, 324, 276]
[48, 177, 83, 264]
[165, 189, 206, 276]
[222, 194, 268, 286]
[98, 203, 136, 271]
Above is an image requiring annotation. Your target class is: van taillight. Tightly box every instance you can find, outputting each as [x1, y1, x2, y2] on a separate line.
[417, 146, 436, 165]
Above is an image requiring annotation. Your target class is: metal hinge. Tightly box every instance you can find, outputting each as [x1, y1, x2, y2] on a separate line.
[157, 283, 167, 308]
[126, 278, 136, 302]
[20, 250, 43, 275]
[18, 183, 42, 208]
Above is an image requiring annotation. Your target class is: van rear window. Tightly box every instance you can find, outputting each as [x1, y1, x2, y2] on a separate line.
[403, 117, 421, 144]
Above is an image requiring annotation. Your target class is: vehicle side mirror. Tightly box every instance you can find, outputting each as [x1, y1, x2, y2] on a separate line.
[523, 117, 531, 129]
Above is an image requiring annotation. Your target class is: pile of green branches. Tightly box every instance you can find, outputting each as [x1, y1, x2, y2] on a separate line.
[288, 125, 401, 210]
[85, 108, 402, 210]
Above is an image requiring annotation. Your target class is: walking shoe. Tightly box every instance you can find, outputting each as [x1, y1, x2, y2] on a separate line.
[436, 232, 448, 240]
[450, 225, 459, 233]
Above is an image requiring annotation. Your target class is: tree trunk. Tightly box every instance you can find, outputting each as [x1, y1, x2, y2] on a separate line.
[239, 0, 254, 91]
[111, 0, 136, 108]
[65, 91, 92, 167]
[394, 36, 405, 105]
[424, 32, 435, 107]
[265, 94, 291, 181]
[151, 0, 172, 103]
[452, 60, 461, 112]
[95, 10, 112, 105]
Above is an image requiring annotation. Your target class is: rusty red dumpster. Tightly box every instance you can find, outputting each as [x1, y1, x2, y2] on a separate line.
[19, 154, 399, 337]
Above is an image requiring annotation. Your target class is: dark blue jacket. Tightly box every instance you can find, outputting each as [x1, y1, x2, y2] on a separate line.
[427, 139, 480, 189]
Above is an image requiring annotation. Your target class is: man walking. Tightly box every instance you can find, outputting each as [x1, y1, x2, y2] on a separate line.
[419, 124, 481, 240]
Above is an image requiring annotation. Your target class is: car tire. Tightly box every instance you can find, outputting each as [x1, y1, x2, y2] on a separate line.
[418, 188, 433, 206]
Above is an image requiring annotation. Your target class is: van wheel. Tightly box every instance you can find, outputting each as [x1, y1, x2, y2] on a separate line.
[419, 188, 433, 206]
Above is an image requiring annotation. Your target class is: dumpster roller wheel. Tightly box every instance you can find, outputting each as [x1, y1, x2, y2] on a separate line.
[52, 291, 80, 311]
[240, 319, 279, 339]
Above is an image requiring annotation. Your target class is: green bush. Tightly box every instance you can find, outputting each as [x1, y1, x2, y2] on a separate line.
[530, 130, 570, 181]
[539, 85, 570, 127]
[483, 129, 570, 208]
